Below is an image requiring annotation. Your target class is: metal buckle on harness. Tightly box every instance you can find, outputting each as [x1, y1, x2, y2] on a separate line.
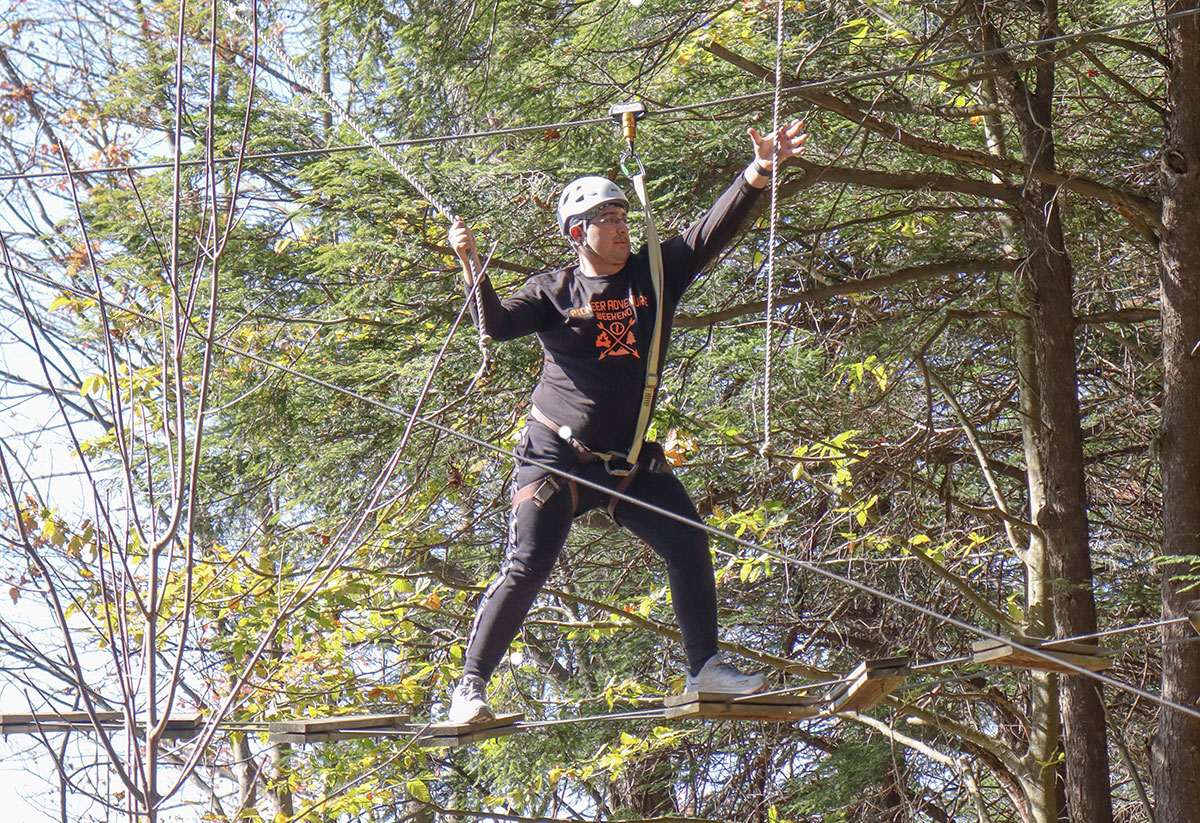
[529, 405, 638, 475]
[532, 476, 560, 506]
[600, 454, 636, 477]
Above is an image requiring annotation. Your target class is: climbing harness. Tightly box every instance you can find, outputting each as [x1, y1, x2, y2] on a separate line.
[521, 103, 664, 489]
[228, 3, 494, 382]
[525, 403, 673, 517]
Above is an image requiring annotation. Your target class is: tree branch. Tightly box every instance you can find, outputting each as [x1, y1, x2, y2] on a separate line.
[676, 259, 1017, 329]
[704, 41, 1162, 233]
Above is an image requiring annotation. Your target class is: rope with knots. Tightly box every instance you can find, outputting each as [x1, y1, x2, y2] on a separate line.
[761, 0, 786, 456]
[229, 2, 494, 385]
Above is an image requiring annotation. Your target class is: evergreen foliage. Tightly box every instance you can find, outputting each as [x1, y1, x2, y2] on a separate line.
[0, 0, 1194, 820]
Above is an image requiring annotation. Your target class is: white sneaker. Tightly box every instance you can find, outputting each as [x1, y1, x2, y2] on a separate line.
[685, 656, 766, 695]
[448, 675, 494, 725]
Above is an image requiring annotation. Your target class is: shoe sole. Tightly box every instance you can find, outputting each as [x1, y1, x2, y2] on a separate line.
[684, 677, 767, 695]
[448, 706, 495, 725]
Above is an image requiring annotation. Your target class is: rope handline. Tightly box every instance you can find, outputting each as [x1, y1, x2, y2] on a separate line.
[6, 261, 1199, 723]
[0, 7, 1194, 186]
[398, 238, 501, 462]
[306, 240, 501, 592]
[761, 0, 785, 456]
[228, 2, 493, 381]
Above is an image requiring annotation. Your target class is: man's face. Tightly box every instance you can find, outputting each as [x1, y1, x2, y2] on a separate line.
[579, 205, 630, 269]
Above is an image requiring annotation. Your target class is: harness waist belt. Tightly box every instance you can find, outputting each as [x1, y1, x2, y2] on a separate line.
[528, 406, 637, 475]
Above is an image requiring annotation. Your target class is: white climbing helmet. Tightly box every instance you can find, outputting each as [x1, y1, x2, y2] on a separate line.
[556, 176, 629, 236]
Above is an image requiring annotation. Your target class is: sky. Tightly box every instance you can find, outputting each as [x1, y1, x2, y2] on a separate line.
[1, 9, 134, 816]
[0, 3, 316, 815]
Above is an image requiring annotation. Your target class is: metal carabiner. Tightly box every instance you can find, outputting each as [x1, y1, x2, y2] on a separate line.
[620, 142, 648, 181]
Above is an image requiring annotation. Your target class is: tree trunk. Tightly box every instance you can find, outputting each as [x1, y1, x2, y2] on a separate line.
[983, 76, 1061, 823]
[1154, 4, 1200, 822]
[969, 2, 1113, 820]
[1017, 320, 1061, 823]
[319, 1, 333, 138]
[1020, 180, 1111, 823]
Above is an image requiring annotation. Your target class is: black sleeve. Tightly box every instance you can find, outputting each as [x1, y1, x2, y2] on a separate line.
[467, 272, 562, 342]
[659, 173, 763, 302]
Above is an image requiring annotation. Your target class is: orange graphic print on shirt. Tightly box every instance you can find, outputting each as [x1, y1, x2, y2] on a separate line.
[591, 295, 649, 359]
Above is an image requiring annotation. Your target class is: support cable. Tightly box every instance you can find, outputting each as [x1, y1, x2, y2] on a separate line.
[5, 260, 1200, 723]
[0, 8, 1194, 185]
[2, 640, 1193, 738]
[1056, 615, 1188, 644]
[228, 2, 492, 380]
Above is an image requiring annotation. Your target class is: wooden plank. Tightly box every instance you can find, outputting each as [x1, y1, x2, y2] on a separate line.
[825, 658, 910, 714]
[420, 712, 523, 737]
[663, 691, 821, 708]
[160, 713, 204, 738]
[272, 713, 528, 748]
[663, 692, 823, 722]
[972, 638, 1112, 673]
[857, 656, 911, 673]
[0, 724, 96, 735]
[419, 720, 526, 749]
[268, 727, 414, 745]
[1188, 600, 1200, 636]
[269, 731, 314, 744]
[268, 713, 409, 735]
[164, 712, 203, 727]
[0, 711, 121, 725]
[0, 711, 203, 738]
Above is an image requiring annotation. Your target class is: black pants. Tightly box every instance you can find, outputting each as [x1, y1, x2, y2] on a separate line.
[462, 421, 719, 682]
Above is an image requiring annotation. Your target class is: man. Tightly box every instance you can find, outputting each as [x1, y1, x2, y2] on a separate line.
[446, 120, 807, 724]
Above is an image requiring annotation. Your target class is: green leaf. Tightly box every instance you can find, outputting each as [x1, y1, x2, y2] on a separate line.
[406, 779, 430, 803]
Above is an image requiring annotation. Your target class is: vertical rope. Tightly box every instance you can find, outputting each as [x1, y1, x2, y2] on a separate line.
[762, 0, 785, 455]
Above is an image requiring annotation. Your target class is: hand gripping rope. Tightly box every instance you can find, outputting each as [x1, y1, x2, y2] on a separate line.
[229, 3, 494, 384]
[609, 102, 664, 469]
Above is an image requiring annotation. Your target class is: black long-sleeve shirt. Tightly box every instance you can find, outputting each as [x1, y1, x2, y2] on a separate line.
[473, 173, 763, 453]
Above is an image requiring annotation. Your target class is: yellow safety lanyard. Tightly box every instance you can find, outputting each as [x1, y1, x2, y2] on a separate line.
[610, 102, 663, 469]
